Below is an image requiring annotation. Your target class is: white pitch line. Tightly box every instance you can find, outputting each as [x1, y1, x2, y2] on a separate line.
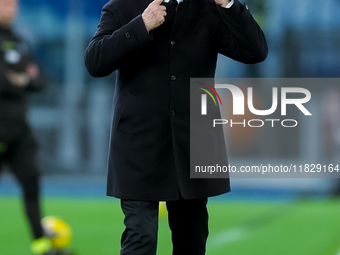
[207, 227, 248, 249]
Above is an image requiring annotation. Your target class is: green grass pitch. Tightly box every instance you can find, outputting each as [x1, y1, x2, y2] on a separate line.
[0, 197, 340, 255]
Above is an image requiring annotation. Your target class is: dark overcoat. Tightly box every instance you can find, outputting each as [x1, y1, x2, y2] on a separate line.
[84, 0, 268, 200]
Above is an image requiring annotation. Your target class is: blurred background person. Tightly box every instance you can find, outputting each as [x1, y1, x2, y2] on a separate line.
[0, 0, 69, 254]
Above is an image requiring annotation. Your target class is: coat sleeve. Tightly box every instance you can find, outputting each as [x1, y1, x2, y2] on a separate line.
[84, 2, 153, 77]
[215, 0, 268, 64]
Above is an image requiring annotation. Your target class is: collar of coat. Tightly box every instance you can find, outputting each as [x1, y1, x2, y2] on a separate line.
[163, 0, 184, 3]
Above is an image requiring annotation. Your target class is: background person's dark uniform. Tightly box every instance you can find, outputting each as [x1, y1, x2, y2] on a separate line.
[0, 25, 45, 240]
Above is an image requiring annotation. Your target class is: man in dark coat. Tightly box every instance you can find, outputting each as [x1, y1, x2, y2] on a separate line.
[85, 0, 267, 253]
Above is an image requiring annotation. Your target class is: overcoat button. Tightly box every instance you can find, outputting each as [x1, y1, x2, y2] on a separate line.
[125, 32, 131, 38]
[171, 75, 177, 80]
[171, 110, 176, 116]
[171, 41, 176, 45]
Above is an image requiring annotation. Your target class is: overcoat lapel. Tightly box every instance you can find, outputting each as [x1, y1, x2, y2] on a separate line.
[171, 0, 200, 40]
[154, 0, 200, 41]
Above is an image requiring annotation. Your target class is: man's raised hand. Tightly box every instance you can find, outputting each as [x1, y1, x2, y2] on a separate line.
[214, 0, 231, 7]
[142, 0, 166, 32]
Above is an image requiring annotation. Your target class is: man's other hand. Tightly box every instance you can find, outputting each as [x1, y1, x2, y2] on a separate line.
[6, 71, 30, 87]
[214, 0, 231, 7]
[142, 0, 167, 32]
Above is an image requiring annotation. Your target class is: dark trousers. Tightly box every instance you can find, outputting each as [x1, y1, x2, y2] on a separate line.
[0, 130, 43, 239]
[120, 197, 209, 255]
